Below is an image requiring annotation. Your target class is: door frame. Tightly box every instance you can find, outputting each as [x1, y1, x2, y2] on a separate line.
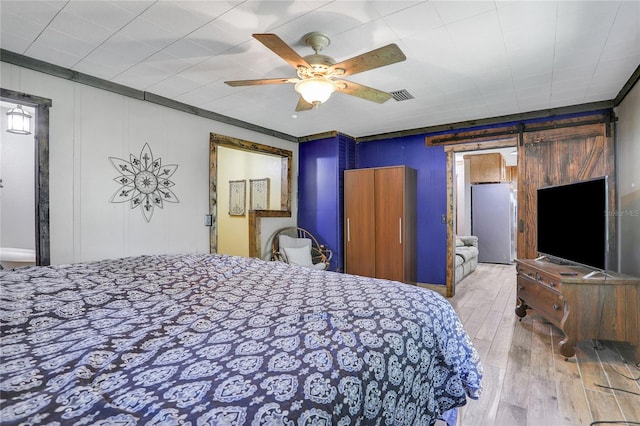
[1, 88, 51, 265]
[209, 133, 292, 258]
[444, 138, 517, 296]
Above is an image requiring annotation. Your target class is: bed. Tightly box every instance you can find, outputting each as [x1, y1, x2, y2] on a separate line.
[0, 253, 482, 425]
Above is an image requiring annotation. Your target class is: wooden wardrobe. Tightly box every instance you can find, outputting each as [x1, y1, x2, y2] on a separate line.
[344, 166, 417, 283]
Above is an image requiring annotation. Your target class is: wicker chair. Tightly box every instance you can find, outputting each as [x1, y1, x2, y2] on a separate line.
[271, 227, 332, 270]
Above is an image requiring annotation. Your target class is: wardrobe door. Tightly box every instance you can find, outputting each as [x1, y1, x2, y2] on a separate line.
[374, 167, 405, 281]
[344, 169, 375, 277]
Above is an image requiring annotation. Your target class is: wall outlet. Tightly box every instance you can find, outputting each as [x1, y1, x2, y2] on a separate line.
[204, 214, 212, 227]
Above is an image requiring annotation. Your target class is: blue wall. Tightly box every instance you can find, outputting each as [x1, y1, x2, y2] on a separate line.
[357, 135, 447, 284]
[297, 109, 612, 284]
[298, 135, 355, 272]
[298, 133, 447, 283]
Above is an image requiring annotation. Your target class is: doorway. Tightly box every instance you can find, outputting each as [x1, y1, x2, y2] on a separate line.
[455, 148, 518, 264]
[444, 138, 517, 296]
[209, 133, 293, 259]
[0, 89, 51, 267]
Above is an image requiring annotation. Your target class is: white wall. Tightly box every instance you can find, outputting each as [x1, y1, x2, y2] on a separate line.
[1, 62, 298, 265]
[614, 82, 640, 276]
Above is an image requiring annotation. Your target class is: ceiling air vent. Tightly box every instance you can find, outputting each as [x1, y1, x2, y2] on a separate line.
[391, 89, 414, 101]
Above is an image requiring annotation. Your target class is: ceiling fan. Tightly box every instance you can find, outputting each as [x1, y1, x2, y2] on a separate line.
[225, 32, 407, 111]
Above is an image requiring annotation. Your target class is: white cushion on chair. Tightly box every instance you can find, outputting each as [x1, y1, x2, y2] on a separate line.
[279, 235, 312, 249]
[283, 246, 313, 267]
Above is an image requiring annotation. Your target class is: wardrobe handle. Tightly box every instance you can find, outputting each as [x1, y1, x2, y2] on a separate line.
[399, 218, 402, 244]
[347, 218, 351, 242]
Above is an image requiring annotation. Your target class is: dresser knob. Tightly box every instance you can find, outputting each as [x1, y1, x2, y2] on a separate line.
[553, 304, 560, 311]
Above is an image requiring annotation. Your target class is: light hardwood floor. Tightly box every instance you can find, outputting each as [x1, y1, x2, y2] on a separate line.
[447, 263, 640, 426]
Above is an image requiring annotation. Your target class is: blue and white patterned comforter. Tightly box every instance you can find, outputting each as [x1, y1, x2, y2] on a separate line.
[0, 253, 482, 425]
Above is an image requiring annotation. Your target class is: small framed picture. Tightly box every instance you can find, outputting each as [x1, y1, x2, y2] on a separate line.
[228, 180, 246, 216]
[250, 178, 270, 210]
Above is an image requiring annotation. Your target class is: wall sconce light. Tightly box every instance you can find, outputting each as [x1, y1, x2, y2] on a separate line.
[294, 77, 337, 106]
[6, 105, 32, 135]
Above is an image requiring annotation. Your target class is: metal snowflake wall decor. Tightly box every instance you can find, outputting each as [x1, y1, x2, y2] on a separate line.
[109, 143, 179, 222]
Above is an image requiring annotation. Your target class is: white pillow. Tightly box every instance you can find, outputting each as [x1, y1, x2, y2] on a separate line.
[283, 246, 313, 267]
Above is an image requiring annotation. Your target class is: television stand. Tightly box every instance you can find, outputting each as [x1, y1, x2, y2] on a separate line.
[515, 258, 640, 363]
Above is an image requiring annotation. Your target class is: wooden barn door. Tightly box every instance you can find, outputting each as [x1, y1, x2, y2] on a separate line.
[517, 121, 616, 265]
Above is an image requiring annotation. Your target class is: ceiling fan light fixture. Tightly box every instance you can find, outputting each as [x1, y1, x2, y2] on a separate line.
[295, 77, 336, 105]
[6, 104, 32, 135]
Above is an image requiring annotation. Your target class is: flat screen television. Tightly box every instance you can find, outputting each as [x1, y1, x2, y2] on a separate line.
[536, 176, 608, 271]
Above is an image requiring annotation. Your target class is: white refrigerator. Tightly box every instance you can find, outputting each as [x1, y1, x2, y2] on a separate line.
[471, 183, 516, 264]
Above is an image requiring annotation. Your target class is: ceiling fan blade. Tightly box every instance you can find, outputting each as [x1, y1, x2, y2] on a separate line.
[335, 79, 393, 103]
[330, 44, 406, 77]
[253, 33, 312, 70]
[295, 97, 315, 112]
[225, 77, 298, 87]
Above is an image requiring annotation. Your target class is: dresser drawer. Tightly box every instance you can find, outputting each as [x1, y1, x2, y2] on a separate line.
[517, 275, 564, 326]
[517, 264, 561, 291]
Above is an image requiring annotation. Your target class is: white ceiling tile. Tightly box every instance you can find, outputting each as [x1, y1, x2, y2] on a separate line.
[0, 32, 34, 54]
[513, 73, 552, 90]
[553, 48, 600, 71]
[382, 2, 444, 40]
[137, 2, 212, 39]
[496, 1, 558, 34]
[432, 1, 497, 25]
[24, 27, 97, 66]
[113, 61, 178, 90]
[51, 2, 136, 39]
[554, 2, 620, 59]
[73, 57, 131, 81]
[600, 39, 640, 63]
[99, 32, 159, 63]
[593, 57, 639, 83]
[445, 12, 510, 72]
[587, 80, 625, 99]
[0, 12, 45, 53]
[607, 1, 640, 44]
[553, 66, 594, 85]
[76, 47, 140, 79]
[22, 43, 85, 69]
[147, 75, 204, 99]
[171, 58, 235, 87]
[370, 1, 423, 18]
[106, 1, 155, 16]
[212, 1, 330, 36]
[1, 0, 636, 137]
[516, 85, 550, 101]
[0, 1, 66, 26]
[48, 18, 112, 49]
[185, 23, 251, 56]
[160, 39, 220, 63]
[172, 1, 243, 19]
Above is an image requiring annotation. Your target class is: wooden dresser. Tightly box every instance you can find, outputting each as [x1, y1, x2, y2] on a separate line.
[515, 258, 640, 362]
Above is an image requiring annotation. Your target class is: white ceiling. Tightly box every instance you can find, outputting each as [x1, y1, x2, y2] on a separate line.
[1, 1, 638, 139]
